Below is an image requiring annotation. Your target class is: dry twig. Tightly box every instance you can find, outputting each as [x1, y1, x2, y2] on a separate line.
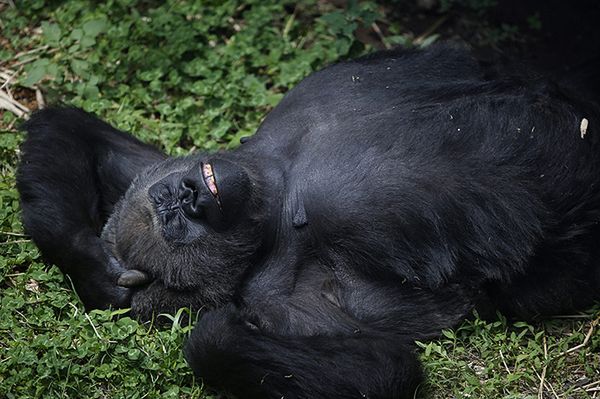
[35, 87, 45, 109]
[538, 335, 547, 399]
[0, 88, 30, 118]
[414, 15, 448, 46]
[0, 69, 17, 90]
[371, 22, 391, 49]
[499, 349, 511, 374]
[534, 368, 560, 399]
[0, 239, 31, 245]
[12, 44, 49, 60]
[560, 316, 599, 356]
[0, 231, 28, 237]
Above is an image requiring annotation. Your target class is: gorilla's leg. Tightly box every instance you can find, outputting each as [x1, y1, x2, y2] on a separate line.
[184, 306, 422, 399]
[17, 108, 165, 309]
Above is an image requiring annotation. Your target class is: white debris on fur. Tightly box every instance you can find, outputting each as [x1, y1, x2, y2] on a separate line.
[580, 118, 589, 139]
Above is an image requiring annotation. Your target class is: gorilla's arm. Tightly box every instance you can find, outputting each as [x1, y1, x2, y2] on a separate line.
[17, 108, 166, 309]
[185, 305, 422, 399]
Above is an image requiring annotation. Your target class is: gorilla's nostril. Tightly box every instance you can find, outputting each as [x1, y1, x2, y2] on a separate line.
[179, 179, 197, 204]
[179, 178, 204, 218]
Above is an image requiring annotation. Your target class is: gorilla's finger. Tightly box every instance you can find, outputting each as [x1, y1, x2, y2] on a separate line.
[117, 269, 151, 287]
[109, 285, 133, 310]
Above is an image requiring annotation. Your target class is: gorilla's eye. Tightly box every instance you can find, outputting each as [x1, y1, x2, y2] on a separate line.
[202, 163, 223, 210]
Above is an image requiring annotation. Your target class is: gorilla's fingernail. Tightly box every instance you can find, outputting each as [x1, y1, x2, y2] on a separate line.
[117, 270, 151, 287]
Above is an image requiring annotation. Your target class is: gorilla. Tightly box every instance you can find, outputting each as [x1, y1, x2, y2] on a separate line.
[16, 45, 600, 399]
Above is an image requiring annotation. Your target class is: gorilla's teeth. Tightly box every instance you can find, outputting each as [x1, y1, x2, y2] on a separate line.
[202, 163, 218, 196]
[202, 162, 223, 209]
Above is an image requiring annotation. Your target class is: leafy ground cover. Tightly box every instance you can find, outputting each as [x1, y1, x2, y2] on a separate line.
[0, 1, 598, 398]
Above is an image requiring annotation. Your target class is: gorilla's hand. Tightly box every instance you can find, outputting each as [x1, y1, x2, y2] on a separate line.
[68, 236, 141, 311]
[129, 279, 212, 321]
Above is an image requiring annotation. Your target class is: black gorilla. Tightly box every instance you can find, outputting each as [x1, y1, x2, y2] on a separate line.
[17, 45, 600, 399]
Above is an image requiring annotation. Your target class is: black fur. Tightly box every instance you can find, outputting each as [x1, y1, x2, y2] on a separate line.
[17, 45, 600, 398]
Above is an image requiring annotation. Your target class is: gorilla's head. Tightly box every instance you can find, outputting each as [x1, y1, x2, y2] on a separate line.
[101, 155, 266, 318]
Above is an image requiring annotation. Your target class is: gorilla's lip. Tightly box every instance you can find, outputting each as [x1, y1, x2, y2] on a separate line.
[201, 162, 223, 210]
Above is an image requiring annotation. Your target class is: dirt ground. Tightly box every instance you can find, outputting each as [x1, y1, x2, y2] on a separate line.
[372, 0, 600, 96]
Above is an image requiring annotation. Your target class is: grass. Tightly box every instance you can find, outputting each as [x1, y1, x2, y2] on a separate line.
[0, 1, 599, 398]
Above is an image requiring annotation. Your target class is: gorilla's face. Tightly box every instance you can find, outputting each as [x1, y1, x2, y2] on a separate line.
[101, 155, 265, 318]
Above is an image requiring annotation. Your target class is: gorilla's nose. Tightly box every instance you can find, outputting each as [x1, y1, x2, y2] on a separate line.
[179, 177, 204, 218]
